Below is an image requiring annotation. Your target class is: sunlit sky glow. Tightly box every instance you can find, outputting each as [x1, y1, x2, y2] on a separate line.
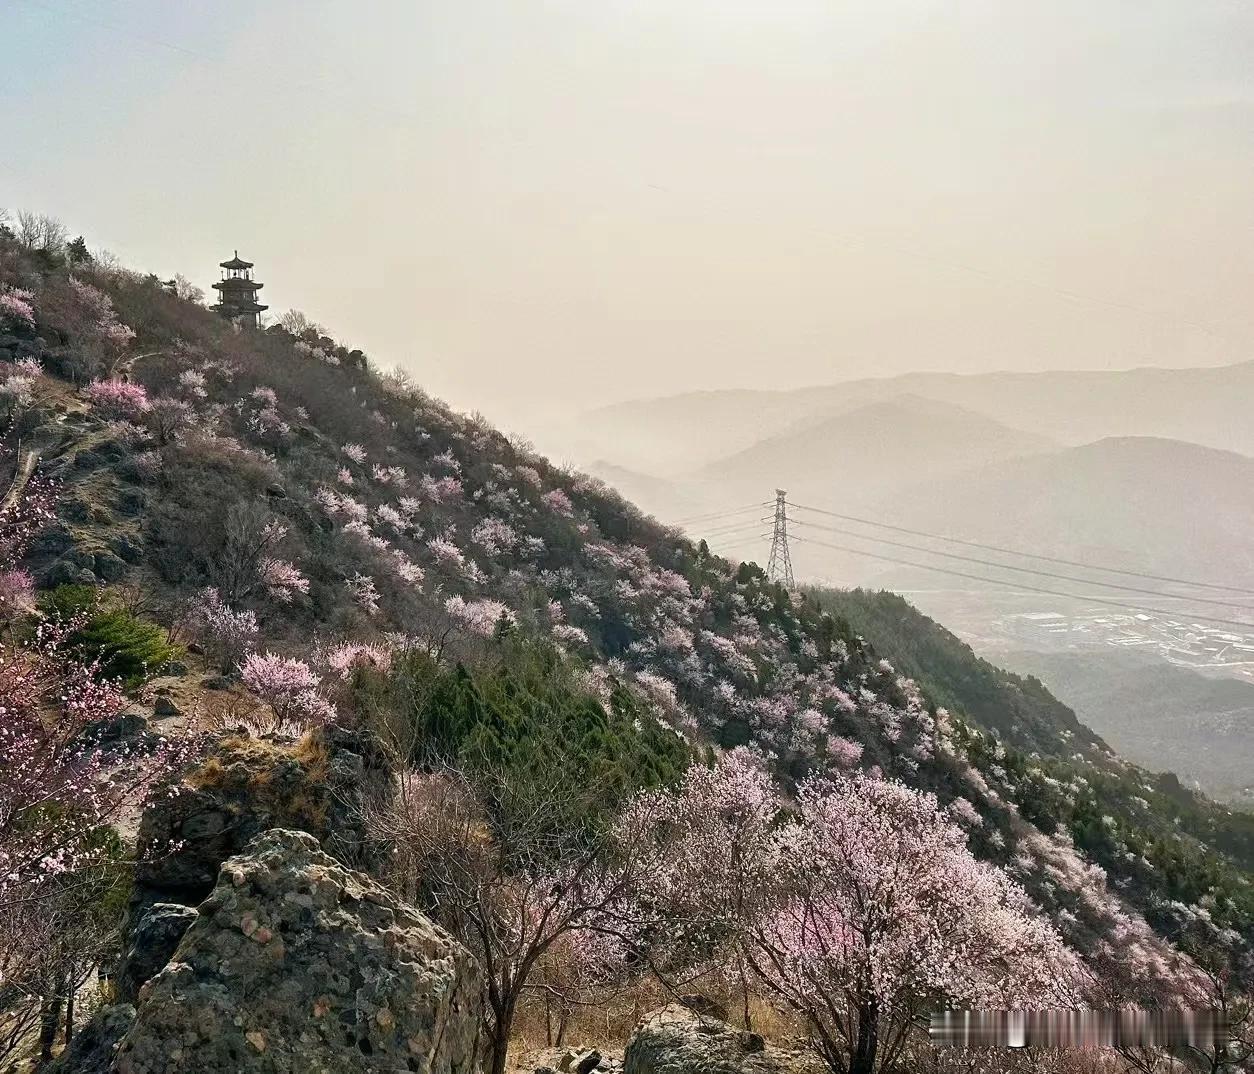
[4, 0, 1253, 434]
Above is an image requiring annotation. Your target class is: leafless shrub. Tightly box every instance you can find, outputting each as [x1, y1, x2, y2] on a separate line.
[14, 211, 67, 256]
[367, 760, 655, 1074]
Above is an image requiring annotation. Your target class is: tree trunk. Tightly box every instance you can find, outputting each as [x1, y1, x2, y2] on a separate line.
[740, 969, 753, 1031]
[38, 989, 65, 1064]
[487, 999, 515, 1074]
[487, 1025, 510, 1074]
[849, 1001, 878, 1074]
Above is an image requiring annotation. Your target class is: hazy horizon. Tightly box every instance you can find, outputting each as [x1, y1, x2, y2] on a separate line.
[6, 1, 1254, 434]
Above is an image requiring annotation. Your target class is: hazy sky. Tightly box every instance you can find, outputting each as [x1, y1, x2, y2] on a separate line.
[4, 1, 1254, 435]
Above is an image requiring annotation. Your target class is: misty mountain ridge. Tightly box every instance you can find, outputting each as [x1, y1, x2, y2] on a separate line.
[694, 394, 1057, 507]
[874, 435, 1254, 589]
[566, 358, 1254, 475]
[1000, 648, 1254, 807]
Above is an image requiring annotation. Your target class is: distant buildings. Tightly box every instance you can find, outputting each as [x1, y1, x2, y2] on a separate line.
[998, 608, 1254, 679]
[211, 251, 267, 328]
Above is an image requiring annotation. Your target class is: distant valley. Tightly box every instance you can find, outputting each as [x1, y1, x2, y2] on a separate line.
[1001, 648, 1254, 806]
[555, 362, 1254, 799]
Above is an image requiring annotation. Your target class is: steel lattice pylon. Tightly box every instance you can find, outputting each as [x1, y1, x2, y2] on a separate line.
[766, 488, 794, 588]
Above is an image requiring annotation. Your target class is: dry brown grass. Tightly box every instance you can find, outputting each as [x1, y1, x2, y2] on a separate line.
[294, 729, 331, 782]
[184, 732, 330, 829]
[508, 970, 805, 1057]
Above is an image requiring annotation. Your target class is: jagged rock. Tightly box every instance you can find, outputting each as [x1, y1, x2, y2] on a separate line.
[45, 1003, 136, 1074]
[94, 550, 128, 580]
[108, 533, 144, 563]
[159, 659, 189, 677]
[576, 1049, 604, 1074]
[265, 482, 287, 498]
[81, 712, 154, 752]
[111, 829, 481, 1074]
[624, 1006, 818, 1074]
[67, 545, 97, 569]
[116, 903, 199, 1000]
[44, 558, 96, 588]
[152, 695, 181, 718]
[546, 1047, 623, 1074]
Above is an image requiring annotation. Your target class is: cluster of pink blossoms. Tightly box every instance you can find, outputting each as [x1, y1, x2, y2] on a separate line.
[85, 377, 150, 418]
[240, 651, 336, 728]
[0, 621, 194, 909]
[0, 287, 36, 329]
[445, 595, 516, 637]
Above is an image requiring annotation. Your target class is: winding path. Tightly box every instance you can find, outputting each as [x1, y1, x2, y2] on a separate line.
[1, 446, 40, 515]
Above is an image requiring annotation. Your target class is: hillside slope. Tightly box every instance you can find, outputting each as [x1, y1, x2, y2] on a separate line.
[1, 229, 1250, 998]
[879, 436, 1254, 589]
[1003, 647, 1254, 806]
[809, 588, 1254, 922]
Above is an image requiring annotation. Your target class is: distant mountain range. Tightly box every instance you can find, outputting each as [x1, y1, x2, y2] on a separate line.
[558, 359, 1254, 474]
[555, 363, 1254, 599]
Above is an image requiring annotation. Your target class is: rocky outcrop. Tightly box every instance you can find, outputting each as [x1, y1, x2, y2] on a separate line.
[115, 902, 198, 1001]
[112, 828, 481, 1074]
[127, 726, 394, 930]
[46, 1004, 136, 1074]
[624, 1006, 819, 1074]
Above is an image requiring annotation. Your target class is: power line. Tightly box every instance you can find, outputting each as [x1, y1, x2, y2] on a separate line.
[785, 500, 1254, 597]
[707, 533, 774, 545]
[788, 533, 1254, 632]
[671, 501, 774, 527]
[787, 517, 1254, 613]
[697, 521, 775, 541]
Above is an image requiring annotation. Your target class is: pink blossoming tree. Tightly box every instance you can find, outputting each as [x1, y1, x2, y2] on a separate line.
[240, 651, 337, 730]
[622, 761, 1085, 1074]
[0, 287, 36, 330]
[754, 776, 1083, 1073]
[84, 377, 150, 419]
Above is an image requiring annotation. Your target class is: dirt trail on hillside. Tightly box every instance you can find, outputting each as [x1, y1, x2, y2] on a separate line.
[1, 446, 39, 514]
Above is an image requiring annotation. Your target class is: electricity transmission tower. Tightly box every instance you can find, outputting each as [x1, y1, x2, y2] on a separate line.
[766, 489, 795, 588]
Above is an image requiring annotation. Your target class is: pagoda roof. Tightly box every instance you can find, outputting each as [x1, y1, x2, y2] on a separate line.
[219, 250, 254, 269]
[211, 300, 269, 313]
[213, 278, 264, 291]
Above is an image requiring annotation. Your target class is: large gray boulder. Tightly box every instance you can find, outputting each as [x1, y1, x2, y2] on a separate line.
[112, 828, 482, 1073]
[624, 1006, 818, 1074]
